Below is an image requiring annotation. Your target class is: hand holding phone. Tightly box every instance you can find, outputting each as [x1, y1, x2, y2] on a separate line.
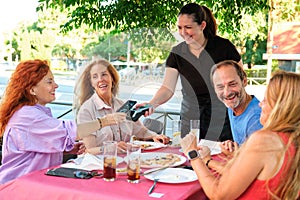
[129, 104, 153, 122]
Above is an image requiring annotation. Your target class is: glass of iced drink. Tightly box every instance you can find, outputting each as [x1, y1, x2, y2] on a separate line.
[103, 141, 117, 181]
[126, 143, 141, 183]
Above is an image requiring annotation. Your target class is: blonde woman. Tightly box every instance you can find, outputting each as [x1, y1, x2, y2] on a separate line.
[180, 70, 300, 199]
[74, 59, 169, 155]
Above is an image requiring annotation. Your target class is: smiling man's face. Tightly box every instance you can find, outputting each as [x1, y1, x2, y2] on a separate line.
[212, 65, 247, 110]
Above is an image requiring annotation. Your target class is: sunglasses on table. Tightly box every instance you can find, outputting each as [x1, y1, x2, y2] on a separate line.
[73, 170, 102, 179]
[46, 167, 102, 179]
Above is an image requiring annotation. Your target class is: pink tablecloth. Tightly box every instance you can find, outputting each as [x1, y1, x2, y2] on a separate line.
[0, 147, 208, 200]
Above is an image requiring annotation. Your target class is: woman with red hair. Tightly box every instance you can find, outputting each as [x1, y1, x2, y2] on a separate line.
[0, 60, 125, 184]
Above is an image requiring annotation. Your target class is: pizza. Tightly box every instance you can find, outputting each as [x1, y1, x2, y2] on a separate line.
[132, 141, 165, 150]
[140, 143, 153, 149]
[141, 153, 181, 167]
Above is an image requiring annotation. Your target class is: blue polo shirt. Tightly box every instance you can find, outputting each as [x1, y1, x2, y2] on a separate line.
[228, 96, 263, 145]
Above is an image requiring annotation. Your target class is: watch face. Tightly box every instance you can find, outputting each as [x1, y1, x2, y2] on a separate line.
[188, 150, 198, 159]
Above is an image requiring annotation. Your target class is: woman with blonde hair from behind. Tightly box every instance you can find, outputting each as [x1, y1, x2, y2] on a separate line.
[180, 70, 300, 199]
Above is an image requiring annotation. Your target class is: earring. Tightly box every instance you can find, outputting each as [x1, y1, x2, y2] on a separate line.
[30, 90, 36, 96]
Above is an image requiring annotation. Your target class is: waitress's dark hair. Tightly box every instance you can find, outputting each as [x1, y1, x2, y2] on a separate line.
[179, 3, 217, 39]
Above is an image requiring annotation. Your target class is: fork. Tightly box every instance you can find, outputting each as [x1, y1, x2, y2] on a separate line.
[148, 178, 159, 194]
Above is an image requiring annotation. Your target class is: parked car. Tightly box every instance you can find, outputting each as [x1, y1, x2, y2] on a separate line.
[118, 67, 136, 79]
[142, 67, 164, 77]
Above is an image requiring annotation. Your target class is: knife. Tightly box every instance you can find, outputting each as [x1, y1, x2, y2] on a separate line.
[148, 178, 159, 194]
[143, 165, 169, 175]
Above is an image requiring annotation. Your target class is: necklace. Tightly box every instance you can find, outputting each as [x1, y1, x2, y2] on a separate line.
[189, 39, 208, 51]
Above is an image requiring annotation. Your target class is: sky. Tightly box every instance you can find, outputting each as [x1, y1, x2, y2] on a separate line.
[0, 0, 38, 33]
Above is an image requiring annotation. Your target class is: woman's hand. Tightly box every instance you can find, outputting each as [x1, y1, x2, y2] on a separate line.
[152, 135, 170, 144]
[117, 141, 127, 154]
[67, 142, 86, 155]
[197, 145, 211, 160]
[100, 112, 126, 127]
[180, 132, 198, 155]
[134, 102, 154, 117]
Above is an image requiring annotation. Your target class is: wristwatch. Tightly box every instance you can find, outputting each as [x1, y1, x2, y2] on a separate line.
[187, 150, 200, 161]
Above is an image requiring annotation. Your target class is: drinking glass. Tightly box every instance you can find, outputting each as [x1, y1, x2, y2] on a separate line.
[171, 120, 181, 146]
[126, 143, 141, 183]
[190, 119, 200, 144]
[103, 141, 117, 181]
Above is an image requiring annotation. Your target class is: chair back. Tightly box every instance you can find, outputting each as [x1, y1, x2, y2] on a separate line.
[143, 118, 164, 134]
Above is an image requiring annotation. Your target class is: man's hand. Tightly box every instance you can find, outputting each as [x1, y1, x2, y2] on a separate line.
[220, 140, 238, 156]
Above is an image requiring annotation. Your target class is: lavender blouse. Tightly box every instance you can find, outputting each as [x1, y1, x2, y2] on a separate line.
[0, 104, 77, 184]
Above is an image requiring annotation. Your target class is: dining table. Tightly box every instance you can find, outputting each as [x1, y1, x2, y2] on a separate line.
[0, 145, 209, 200]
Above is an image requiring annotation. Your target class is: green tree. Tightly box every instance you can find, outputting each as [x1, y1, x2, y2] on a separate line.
[14, 24, 55, 60]
[81, 32, 128, 60]
[52, 44, 77, 70]
[37, 0, 271, 66]
[10, 6, 98, 66]
[233, 11, 268, 68]
[37, 0, 269, 36]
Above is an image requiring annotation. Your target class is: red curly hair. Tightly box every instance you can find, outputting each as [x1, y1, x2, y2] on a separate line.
[0, 59, 50, 136]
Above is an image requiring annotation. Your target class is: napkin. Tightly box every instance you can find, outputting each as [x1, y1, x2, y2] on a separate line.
[61, 153, 103, 171]
[199, 139, 222, 155]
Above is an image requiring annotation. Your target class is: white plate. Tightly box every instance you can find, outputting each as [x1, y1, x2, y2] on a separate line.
[144, 168, 197, 184]
[132, 141, 167, 151]
[124, 152, 186, 168]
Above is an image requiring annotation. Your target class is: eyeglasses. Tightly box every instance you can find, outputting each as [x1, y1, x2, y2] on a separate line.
[73, 170, 102, 179]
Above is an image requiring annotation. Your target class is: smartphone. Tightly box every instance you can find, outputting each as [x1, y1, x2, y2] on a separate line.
[116, 100, 137, 113]
[129, 104, 152, 121]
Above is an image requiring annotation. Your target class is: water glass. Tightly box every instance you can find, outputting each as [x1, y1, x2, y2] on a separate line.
[103, 141, 117, 181]
[190, 119, 200, 144]
[172, 120, 181, 146]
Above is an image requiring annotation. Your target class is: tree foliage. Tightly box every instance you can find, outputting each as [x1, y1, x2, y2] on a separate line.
[14, 23, 55, 60]
[35, 0, 271, 65]
[37, 0, 269, 36]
